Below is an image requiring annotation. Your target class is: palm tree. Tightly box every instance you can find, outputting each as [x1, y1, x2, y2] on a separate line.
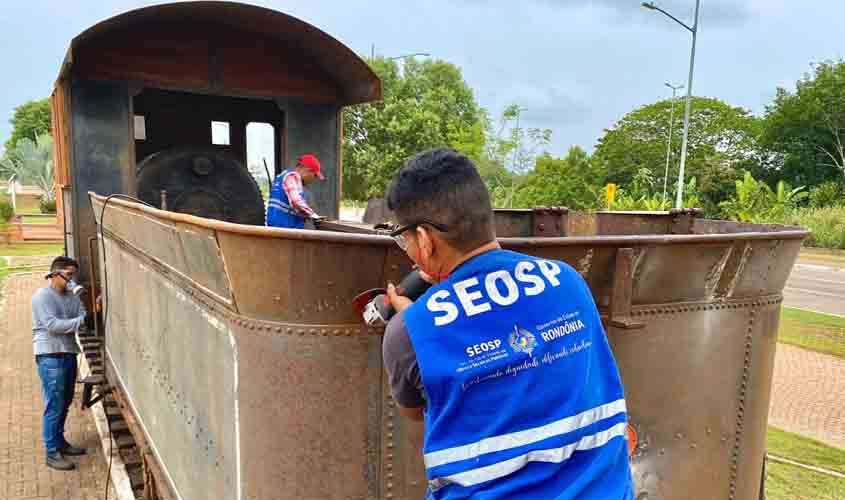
[0, 133, 54, 203]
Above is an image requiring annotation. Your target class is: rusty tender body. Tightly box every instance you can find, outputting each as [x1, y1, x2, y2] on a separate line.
[53, 3, 806, 499]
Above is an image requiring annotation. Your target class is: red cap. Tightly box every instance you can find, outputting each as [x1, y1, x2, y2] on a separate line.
[297, 154, 324, 180]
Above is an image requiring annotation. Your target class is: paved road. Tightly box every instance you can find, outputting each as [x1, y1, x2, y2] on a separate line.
[784, 263, 845, 316]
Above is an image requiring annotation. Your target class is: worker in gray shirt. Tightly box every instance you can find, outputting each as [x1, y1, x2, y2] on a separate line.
[32, 256, 90, 471]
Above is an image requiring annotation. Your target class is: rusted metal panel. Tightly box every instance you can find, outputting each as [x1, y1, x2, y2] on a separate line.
[731, 239, 802, 299]
[92, 198, 234, 305]
[608, 248, 644, 330]
[234, 323, 382, 500]
[610, 301, 767, 499]
[215, 230, 406, 323]
[632, 243, 735, 304]
[91, 194, 808, 500]
[531, 207, 568, 237]
[493, 209, 533, 237]
[69, 80, 134, 281]
[735, 301, 781, 500]
[51, 82, 72, 234]
[596, 212, 674, 235]
[102, 238, 239, 500]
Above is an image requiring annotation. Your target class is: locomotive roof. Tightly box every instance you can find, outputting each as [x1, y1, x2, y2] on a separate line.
[55, 1, 382, 105]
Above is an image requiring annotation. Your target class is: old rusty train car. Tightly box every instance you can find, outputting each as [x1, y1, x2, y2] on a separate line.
[52, 2, 807, 499]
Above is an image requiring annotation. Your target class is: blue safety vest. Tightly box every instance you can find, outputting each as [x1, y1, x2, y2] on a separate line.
[266, 169, 306, 229]
[403, 249, 633, 500]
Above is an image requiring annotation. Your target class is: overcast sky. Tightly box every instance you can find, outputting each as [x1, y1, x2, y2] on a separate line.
[1, 0, 843, 158]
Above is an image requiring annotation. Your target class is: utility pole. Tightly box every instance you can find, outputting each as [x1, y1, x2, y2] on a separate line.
[662, 82, 684, 207]
[643, 0, 702, 208]
[509, 107, 527, 208]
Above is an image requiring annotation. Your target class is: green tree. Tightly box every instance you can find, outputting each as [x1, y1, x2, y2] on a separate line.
[481, 105, 552, 208]
[514, 146, 599, 209]
[593, 97, 765, 212]
[0, 134, 55, 201]
[4, 98, 51, 154]
[761, 59, 845, 188]
[342, 57, 486, 200]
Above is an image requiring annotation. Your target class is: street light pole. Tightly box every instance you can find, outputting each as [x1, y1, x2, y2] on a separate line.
[387, 52, 431, 60]
[509, 106, 528, 208]
[662, 82, 684, 207]
[643, 0, 701, 208]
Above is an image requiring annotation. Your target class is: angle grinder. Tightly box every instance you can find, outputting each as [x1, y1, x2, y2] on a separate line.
[352, 269, 432, 326]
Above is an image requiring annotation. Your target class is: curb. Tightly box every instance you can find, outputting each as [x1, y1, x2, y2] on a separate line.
[77, 330, 136, 500]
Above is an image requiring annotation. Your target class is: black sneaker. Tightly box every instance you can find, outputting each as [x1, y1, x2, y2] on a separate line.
[61, 443, 87, 456]
[46, 452, 76, 471]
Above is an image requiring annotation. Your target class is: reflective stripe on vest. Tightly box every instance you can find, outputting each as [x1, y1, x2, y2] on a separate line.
[424, 398, 626, 469]
[430, 421, 628, 491]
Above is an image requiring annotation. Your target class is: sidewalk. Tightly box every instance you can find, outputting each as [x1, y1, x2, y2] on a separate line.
[769, 343, 845, 449]
[0, 274, 114, 499]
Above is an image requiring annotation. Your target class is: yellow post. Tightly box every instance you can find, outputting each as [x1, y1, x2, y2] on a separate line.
[605, 183, 617, 210]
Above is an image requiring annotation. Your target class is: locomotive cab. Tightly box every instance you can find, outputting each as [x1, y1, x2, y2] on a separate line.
[52, 1, 381, 280]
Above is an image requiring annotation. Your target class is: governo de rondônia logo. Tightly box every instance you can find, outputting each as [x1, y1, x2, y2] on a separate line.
[508, 325, 538, 357]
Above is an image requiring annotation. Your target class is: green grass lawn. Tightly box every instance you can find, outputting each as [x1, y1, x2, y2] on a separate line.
[0, 243, 64, 257]
[20, 214, 57, 224]
[779, 307, 845, 358]
[765, 427, 845, 500]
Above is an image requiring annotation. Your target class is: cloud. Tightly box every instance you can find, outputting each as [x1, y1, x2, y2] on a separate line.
[2, 0, 845, 160]
[455, 0, 753, 28]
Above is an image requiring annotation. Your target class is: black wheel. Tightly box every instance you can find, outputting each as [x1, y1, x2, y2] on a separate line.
[137, 146, 265, 225]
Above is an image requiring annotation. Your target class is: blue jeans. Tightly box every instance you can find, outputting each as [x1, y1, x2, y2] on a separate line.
[36, 354, 77, 454]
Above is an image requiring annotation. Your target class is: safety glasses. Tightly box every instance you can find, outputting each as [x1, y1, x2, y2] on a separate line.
[390, 220, 449, 250]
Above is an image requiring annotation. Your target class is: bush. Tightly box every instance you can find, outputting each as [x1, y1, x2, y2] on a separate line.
[809, 181, 844, 208]
[39, 196, 56, 214]
[0, 196, 14, 224]
[787, 207, 845, 249]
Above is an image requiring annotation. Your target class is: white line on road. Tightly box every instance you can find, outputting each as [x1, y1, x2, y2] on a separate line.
[794, 263, 845, 272]
[784, 286, 845, 299]
[788, 276, 845, 286]
[782, 307, 845, 318]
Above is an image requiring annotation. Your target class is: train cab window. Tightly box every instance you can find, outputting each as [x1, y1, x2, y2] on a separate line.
[247, 122, 276, 198]
[134, 115, 146, 141]
[211, 121, 231, 146]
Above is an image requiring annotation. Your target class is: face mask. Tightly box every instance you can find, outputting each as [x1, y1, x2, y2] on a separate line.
[66, 279, 84, 296]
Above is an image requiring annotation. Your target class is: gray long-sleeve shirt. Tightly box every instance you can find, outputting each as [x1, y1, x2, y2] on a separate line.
[31, 285, 85, 356]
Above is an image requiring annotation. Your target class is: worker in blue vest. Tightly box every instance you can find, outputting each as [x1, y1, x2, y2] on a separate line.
[382, 148, 633, 499]
[266, 154, 324, 229]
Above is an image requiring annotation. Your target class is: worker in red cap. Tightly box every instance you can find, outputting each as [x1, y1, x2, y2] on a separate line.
[266, 154, 325, 229]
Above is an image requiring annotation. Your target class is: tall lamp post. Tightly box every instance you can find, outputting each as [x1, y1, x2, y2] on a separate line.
[387, 53, 431, 60]
[642, 0, 701, 209]
[662, 82, 684, 207]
